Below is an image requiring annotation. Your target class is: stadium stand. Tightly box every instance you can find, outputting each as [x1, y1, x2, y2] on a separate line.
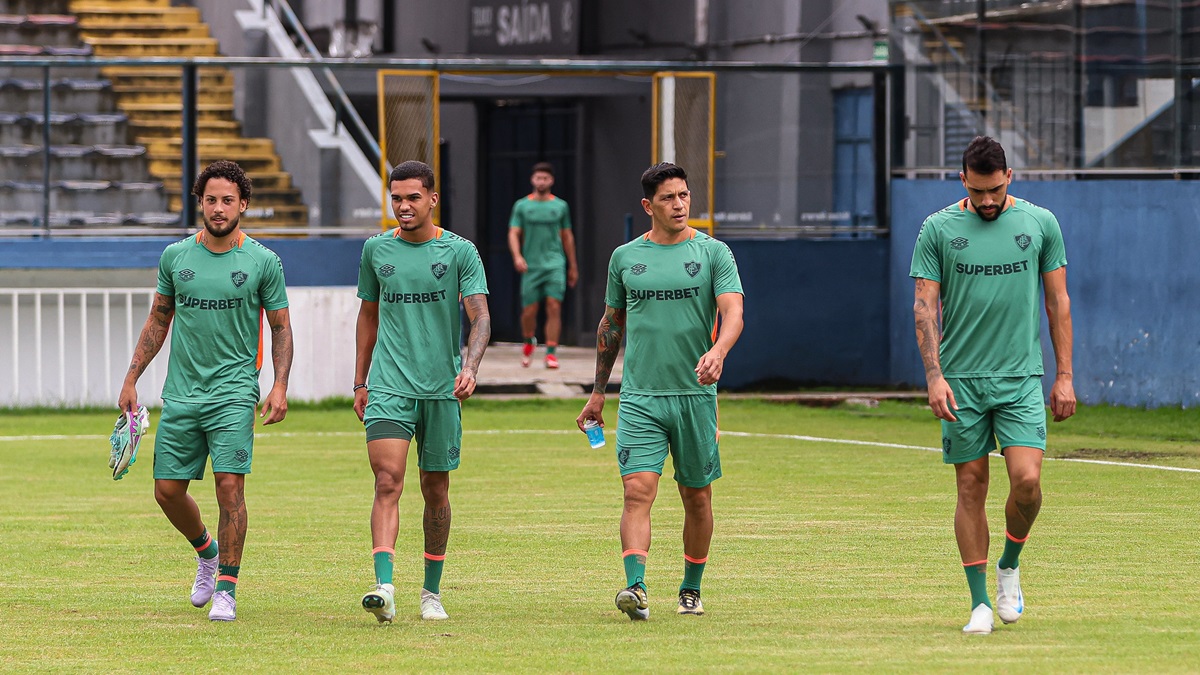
[0, 0, 308, 232]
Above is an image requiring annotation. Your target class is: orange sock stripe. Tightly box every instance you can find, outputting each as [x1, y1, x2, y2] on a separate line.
[622, 549, 648, 558]
[683, 554, 708, 564]
[216, 575, 238, 583]
[1005, 530, 1029, 544]
[372, 546, 394, 555]
[423, 552, 446, 561]
[192, 534, 212, 552]
[962, 559, 988, 567]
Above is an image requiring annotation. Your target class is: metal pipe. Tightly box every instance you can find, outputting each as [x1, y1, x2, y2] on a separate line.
[41, 66, 51, 237]
[181, 64, 198, 231]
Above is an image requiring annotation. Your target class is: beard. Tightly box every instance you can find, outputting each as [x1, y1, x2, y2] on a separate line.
[203, 213, 239, 238]
[976, 204, 1001, 221]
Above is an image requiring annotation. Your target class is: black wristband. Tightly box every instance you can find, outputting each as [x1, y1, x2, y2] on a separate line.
[353, 383, 367, 392]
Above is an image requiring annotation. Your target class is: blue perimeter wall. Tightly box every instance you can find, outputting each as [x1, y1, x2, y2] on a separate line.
[891, 179, 1200, 408]
[5, 179, 1197, 408]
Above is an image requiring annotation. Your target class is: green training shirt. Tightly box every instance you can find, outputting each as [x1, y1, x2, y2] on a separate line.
[357, 227, 489, 399]
[909, 196, 1067, 377]
[605, 229, 744, 396]
[509, 195, 570, 270]
[156, 232, 289, 404]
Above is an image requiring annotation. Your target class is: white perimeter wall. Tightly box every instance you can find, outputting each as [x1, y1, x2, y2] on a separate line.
[0, 287, 359, 408]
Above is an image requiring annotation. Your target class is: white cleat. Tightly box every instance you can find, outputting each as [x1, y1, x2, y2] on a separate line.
[615, 584, 650, 621]
[190, 554, 219, 607]
[208, 590, 236, 622]
[962, 603, 994, 635]
[362, 583, 396, 623]
[996, 566, 1024, 624]
[420, 588, 449, 620]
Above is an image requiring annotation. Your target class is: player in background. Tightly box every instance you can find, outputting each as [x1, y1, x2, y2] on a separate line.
[911, 136, 1075, 634]
[508, 161, 578, 368]
[577, 162, 744, 620]
[355, 160, 491, 623]
[118, 159, 293, 622]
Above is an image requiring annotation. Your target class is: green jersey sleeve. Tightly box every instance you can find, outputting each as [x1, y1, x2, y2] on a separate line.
[909, 214, 943, 281]
[1039, 212, 1067, 273]
[156, 243, 180, 296]
[357, 236, 381, 302]
[457, 239, 489, 297]
[559, 201, 572, 230]
[603, 248, 626, 309]
[508, 200, 525, 230]
[710, 240, 743, 296]
[258, 251, 289, 310]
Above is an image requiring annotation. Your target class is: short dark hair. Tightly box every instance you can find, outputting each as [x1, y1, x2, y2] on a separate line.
[193, 159, 251, 203]
[640, 162, 688, 199]
[389, 160, 435, 189]
[962, 136, 1007, 175]
[531, 161, 554, 176]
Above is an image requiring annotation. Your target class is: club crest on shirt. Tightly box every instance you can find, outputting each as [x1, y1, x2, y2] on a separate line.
[431, 262, 448, 279]
[950, 237, 970, 250]
[178, 269, 195, 282]
[230, 270, 248, 288]
[1015, 233, 1031, 251]
[379, 264, 396, 278]
[684, 261, 702, 277]
[630, 263, 648, 276]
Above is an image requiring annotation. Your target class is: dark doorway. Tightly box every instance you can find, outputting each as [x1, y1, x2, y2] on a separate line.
[478, 100, 580, 344]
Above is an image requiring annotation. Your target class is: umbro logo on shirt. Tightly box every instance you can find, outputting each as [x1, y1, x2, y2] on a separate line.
[950, 237, 970, 250]
[178, 269, 195, 282]
[630, 263, 647, 276]
[379, 264, 396, 278]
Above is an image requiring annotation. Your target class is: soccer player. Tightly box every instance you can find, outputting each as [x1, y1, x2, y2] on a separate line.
[576, 162, 744, 620]
[910, 136, 1075, 635]
[507, 161, 578, 368]
[118, 159, 293, 622]
[355, 160, 491, 623]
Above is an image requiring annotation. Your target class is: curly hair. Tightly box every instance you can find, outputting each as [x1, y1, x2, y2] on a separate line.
[192, 159, 252, 203]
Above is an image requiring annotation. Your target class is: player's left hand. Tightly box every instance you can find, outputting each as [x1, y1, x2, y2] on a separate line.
[454, 368, 478, 400]
[259, 384, 288, 425]
[695, 348, 726, 386]
[1050, 374, 1076, 422]
[567, 266, 579, 288]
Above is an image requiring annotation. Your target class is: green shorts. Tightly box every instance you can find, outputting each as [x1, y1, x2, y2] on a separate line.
[154, 399, 256, 479]
[363, 390, 462, 472]
[520, 266, 566, 307]
[615, 393, 721, 488]
[941, 376, 1047, 464]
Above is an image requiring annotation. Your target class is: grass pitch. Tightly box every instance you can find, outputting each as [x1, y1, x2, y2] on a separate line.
[1, 399, 1198, 673]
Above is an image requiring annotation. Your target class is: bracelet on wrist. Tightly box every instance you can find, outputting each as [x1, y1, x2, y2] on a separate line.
[353, 383, 367, 392]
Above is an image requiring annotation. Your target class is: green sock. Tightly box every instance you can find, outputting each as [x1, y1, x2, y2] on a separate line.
[546, 344, 557, 355]
[998, 532, 1027, 570]
[373, 548, 394, 586]
[424, 553, 445, 594]
[188, 529, 218, 560]
[963, 562, 990, 609]
[680, 556, 707, 592]
[623, 550, 647, 589]
[524, 337, 536, 346]
[216, 565, 239, 597]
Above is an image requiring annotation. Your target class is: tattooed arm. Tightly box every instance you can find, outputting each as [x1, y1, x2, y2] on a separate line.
[575, 305, 626, 431]
[259, 307, 293, 425]
[454, 293, 491, 401]
[117, 292, 175, 411]
[913, 277, 957, 421]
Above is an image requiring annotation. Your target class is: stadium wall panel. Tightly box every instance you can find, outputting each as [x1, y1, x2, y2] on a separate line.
[890, 179, 1200, 408]
[720, 238, 890, 390]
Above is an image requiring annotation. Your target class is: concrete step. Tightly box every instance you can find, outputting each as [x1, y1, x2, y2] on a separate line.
[167, 187, 302, 212]
[149, 151, 280, 175]
[117, 102, 235, 122]
[146, 137, 276, 156]
[109, 84, 233, 106]
[101, 66, 231, 88]
[129, 119, 242, 140]
[77, 22, 210, 39]
[72, 6, 201, 26]
[155, 168, 294, 190]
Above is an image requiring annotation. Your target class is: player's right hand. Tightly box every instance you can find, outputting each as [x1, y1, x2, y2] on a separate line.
[353, 387, 368, 422]
[576, 392, 605, 431]
[926, 376, 958, 422]
[117, 383, 138, 413]
[514, 257, 528, 274]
